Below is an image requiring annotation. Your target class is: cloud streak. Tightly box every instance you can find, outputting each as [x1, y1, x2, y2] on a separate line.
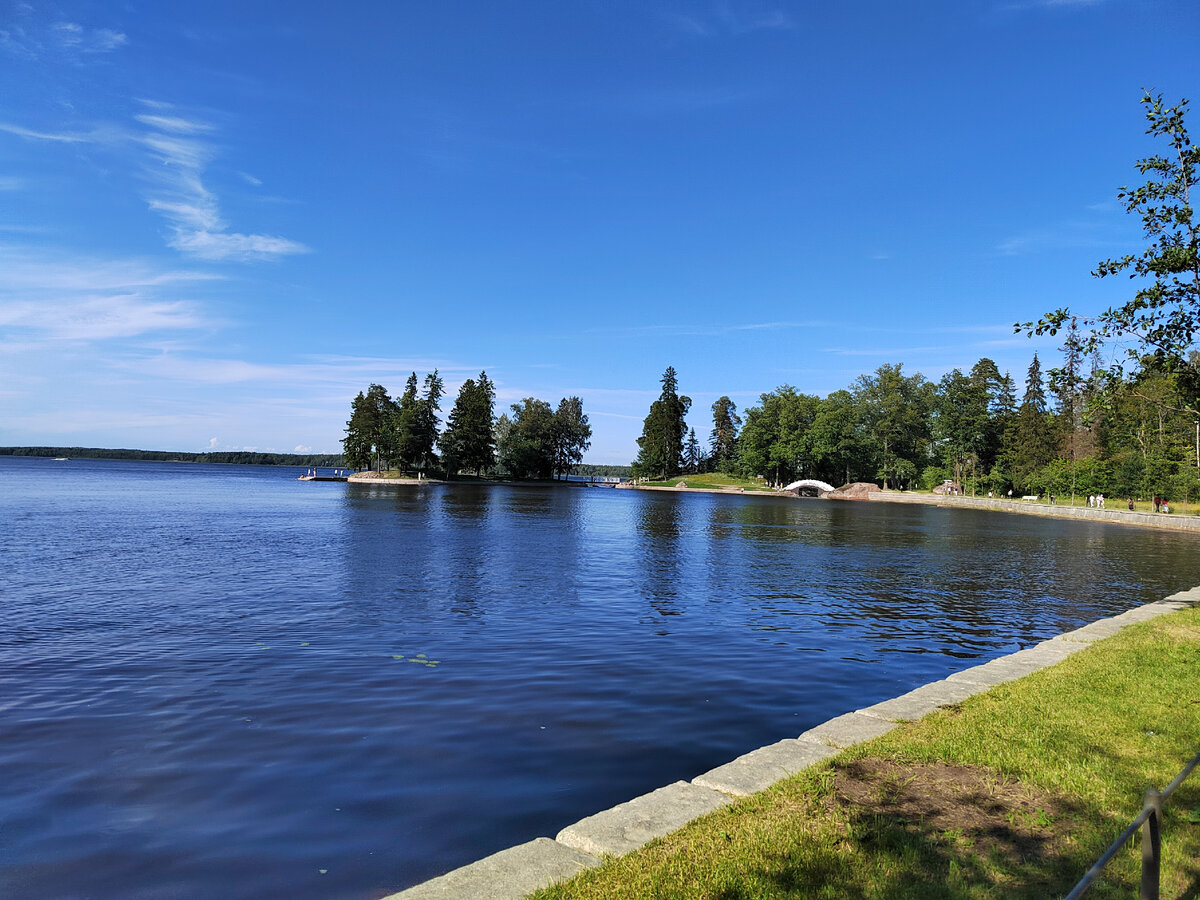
[1, 104, 310, 263]
[135, 103, 310, 262]
[662, 4, 794, 38]
[0, 246, 217, 342]
[1, 19, 127, 60]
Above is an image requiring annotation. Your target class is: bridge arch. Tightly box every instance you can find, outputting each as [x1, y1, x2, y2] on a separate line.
[783, 478, 835, 494]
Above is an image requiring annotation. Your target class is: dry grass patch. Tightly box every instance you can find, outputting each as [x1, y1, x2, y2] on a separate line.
[828, 759, 1075, 870]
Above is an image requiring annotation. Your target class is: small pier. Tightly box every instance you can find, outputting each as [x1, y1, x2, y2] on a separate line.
[298, 469, 351, 482]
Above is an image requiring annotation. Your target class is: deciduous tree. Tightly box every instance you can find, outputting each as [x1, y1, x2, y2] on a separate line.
[551, 396, 592, 479]
[1024, 93, 1200, 411]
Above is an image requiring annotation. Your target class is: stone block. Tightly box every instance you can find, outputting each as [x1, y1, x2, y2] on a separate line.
[858, 679, 987, 721]
[381, 837, 600, 900]
[797, 711, 897, 748]
[1058, 618, 1128, 643]
[946, 658, 1031, 686]
[693, 739, 838, 796]
[555, 781, 732, 858]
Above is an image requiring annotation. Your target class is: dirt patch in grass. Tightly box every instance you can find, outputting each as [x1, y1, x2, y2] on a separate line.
[829, 759, 1075, 866]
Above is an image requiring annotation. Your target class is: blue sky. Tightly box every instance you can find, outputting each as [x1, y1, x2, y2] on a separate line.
[1, 1, 1197, 463]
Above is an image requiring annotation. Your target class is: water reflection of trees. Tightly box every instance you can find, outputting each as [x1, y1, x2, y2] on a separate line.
[635, 494, 687, 623]
[340, 485, 1200, 663]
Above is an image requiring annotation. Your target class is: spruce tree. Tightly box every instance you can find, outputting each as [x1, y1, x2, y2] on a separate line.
[709, 396, 741, 472]
[633, 366, 691, 479]
[1007, 354, 1059, 491]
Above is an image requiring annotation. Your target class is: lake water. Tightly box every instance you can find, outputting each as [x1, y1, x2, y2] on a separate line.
[3, 456, 1199, 898]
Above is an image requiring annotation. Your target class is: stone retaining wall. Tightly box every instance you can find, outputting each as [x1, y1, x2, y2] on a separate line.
[868, 491, 1200, 533]
[385, 587, 1200, 899]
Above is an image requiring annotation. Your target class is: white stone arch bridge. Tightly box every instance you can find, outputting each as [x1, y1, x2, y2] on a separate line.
[783, 479, 835, 495]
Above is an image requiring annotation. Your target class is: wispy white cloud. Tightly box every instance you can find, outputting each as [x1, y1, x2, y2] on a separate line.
[662, 4, 794, 38]
[995, 218, 1120, 255]
[0, 246, 217, 342]
[134, 114, 215, 135]
[128, 352, 479, 388]
[134, 102, 309, 262]
[995, 0, 1105, 11]
[2, 104, 310, 263]
[0, 247, 218, 292]
[0, 293, 205, 341]
[52, 22, 127, 54]
[0, 122, 93, 143]
[1, 19, 127, 60]
[169, 230, 309, 262]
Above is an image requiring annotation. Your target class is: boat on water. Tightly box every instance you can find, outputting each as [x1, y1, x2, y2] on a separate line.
[53, 457, 69, 461]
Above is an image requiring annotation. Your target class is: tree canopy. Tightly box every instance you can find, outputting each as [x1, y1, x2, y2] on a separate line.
[439, 371, 496, 476]
[633, 366, 691, 479]
[1023, 93, 1200, 407]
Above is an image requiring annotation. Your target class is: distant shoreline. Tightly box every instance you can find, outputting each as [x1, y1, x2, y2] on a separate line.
[0, 446, 343, 467]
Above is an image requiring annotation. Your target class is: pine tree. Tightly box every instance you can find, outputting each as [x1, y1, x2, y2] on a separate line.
[1007, 354, 1059, 492]
[633, 366, 691, 479]
[709, 396, 741, 472]
[684, 428, 703, 474]
[342, 391, 374, 470]
[394, 373, 422, 471]
[440, 371, 496, 476]
[413, 370, 444, 473]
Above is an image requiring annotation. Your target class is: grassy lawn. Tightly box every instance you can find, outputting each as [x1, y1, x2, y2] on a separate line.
[642, 473, 777, 492]
[1009, 496, 1198, 515]
[909, 490, 1199, 516]
[532, 607, 1200, 899]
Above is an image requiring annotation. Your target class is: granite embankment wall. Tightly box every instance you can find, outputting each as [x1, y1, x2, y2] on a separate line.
[867, 491, 1200, 533]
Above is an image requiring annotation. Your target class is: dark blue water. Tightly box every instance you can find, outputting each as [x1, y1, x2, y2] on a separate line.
[3, 457, 1198, 898]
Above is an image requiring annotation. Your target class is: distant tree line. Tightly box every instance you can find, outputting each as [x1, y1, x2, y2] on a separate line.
[632, 352, 1200, 503]
[341, 370, 593, 480]
[573, 463, 633, 478]
[633, 95, 1200, 504]
[0, 447, 345, 467]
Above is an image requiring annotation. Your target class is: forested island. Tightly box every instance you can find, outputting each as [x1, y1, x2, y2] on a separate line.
[342, 370, 596, 480]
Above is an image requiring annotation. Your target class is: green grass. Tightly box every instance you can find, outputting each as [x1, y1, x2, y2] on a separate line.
[532, 607, 1200, 899]
[642, 473, 776, 492]
[1013, 495, 1197, 515]
[916, 490, 1199, 516]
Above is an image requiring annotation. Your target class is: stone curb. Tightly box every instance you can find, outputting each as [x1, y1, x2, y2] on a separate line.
[387, 839, 601, 900]
[383, 592, 1199, 899]
[555, 781, 732, 858]
[692, 739, 840, 797]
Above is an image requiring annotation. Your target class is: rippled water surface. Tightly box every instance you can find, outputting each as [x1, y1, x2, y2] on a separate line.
[4, 456, 1200, 898]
